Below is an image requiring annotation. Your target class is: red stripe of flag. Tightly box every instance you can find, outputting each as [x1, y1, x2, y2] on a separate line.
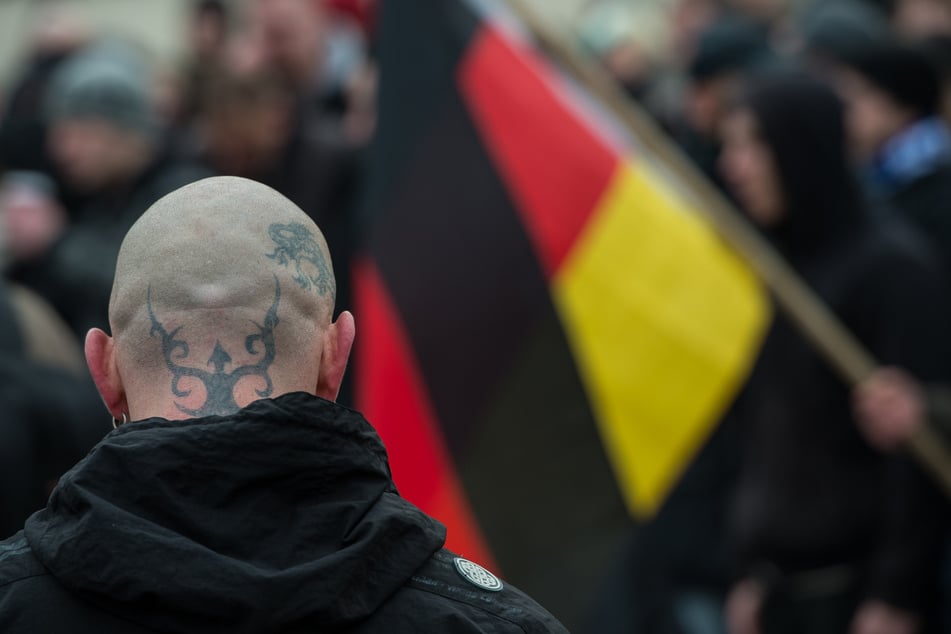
[352, 258, 498, 571]
[458, 25, 619, 279]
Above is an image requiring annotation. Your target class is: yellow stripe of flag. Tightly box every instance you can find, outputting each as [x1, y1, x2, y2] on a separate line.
[554, 161, 769, 518]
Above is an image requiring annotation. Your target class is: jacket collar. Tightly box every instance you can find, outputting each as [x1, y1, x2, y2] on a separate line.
[25, 393, 446, 632]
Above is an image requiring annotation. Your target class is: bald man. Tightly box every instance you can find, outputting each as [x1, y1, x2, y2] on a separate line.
[0, 177, 567, 633]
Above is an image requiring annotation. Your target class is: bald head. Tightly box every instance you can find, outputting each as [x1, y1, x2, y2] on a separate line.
[111, 176, 334, 329]
[88, 176, 353, 421]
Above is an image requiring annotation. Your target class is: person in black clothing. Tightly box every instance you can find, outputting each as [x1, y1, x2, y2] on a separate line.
[5, 43, 209, 338]
[0, 176, 567, 633]
[825, 38, 951, 265]
[718, 71, 950, 634]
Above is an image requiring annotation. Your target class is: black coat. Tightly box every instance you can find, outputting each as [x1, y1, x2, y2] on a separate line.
[730, 216, 951, 613]
[887, 160, 951, 267]
[728, 74, 951, 615]
[0, 393, 566, 633]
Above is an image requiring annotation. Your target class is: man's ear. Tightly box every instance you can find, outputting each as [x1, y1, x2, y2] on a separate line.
[315, 311, 355, 402]
[84, 328, 129, 419]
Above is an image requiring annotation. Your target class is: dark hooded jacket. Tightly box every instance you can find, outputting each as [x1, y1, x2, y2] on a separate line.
[727, 73, 951, 616]
[0, 393, 566, 633]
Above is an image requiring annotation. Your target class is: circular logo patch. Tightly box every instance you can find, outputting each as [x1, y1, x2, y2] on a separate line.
[453, 557, 503, 592]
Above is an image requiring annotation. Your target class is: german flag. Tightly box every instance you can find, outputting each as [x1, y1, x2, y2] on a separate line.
[353, 0, 768, 627]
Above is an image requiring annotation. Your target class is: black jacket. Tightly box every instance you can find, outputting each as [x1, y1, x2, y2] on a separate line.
[728, 73, 951, 616]
[887, 160, 951, 266]
[0, 393, 566, 633]
[730, 217, 951, 608]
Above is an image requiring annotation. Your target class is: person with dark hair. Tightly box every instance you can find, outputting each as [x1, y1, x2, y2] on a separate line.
[719, 70, 950, 634]
[0, 176, 567, 633]
[827, 39, 951, 263]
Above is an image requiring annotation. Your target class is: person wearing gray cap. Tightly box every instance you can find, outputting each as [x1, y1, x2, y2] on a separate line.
[5, 42, 209, 339]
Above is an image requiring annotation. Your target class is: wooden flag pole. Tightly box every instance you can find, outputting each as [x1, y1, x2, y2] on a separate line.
[503, 0, 951, 495]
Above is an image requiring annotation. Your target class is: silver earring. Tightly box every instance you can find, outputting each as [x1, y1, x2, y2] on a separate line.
[112, 412, 128, 429]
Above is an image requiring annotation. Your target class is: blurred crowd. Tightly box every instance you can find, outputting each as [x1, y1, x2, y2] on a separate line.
[5, 0, 951, 632]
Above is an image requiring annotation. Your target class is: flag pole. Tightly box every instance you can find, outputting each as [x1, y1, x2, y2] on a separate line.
[503, 0, 951, 495]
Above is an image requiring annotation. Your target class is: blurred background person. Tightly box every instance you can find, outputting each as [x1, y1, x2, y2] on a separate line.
[719, 69, 949, 634]
[246, 0, 372, 139]
[822, 38, 951, 264]
[5, 43, 208, 338]
[670, 14, 776, 194]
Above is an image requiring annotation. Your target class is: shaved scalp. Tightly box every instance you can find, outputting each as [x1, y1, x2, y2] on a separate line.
[110, 176, 336, 416]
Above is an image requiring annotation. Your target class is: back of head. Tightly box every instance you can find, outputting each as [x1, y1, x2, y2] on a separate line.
[106, 176, 338, 419]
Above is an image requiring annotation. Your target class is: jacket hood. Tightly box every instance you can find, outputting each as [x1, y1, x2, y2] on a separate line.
[24, 392, 446, 633]
[740, 69, 868, 257]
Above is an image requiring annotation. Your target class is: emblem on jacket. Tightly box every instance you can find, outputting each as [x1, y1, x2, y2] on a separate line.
[453, 557, 503, 592]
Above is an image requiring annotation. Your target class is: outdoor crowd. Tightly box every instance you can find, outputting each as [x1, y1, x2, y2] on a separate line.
[2, 0, 951, 632]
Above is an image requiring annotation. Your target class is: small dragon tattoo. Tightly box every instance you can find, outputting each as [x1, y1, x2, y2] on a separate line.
[266, 223, 334, 298]
[148, 277, 281, 417]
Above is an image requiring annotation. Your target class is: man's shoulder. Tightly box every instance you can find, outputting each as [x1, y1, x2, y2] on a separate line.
[0, 533, 153, 633]
[380, 549, 568, 633]
[0, 532, 58, 630]
[0, 532, 46, 590]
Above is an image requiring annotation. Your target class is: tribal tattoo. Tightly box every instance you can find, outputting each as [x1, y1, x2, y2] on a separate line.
[148, 277, 281, 417]
[266, 222, 334, 298]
